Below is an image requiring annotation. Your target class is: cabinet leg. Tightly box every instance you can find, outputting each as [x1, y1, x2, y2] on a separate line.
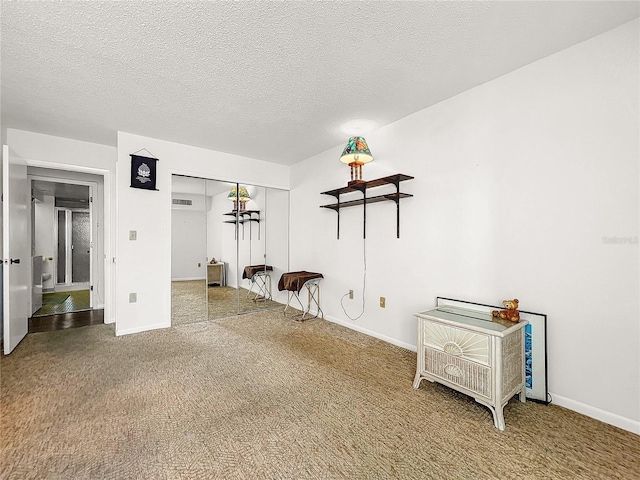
[519, 386, 527, 403]
[489, 405, 506, 431]
[413, 372, 423, 389]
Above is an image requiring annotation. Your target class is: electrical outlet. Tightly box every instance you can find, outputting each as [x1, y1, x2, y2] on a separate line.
[129, 293, 137, 303]
[129, 230, 137, 241]
[380, 297, 386, 308]
[349, 290, 354, 299]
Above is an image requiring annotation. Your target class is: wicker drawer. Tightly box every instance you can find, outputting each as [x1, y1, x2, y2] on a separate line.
[424, 347, 492, 399]
[423, 320, 490, 366]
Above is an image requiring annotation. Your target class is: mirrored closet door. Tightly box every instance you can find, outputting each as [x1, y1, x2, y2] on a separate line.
[171, 175, 207, 326]
[206, 181, 290, 320]
[171, 175, 289, 323]
[205, 179, 240, 319]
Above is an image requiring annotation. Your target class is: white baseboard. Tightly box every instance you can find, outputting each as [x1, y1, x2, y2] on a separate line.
[171, 277, 206, 282]
[550, 393, 640, 435]
[115, 321, 169, 336]
[323, 313, 417, 352]
[324, 313, 639, 435]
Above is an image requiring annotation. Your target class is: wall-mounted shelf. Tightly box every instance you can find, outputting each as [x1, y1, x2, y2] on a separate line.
[223, 210, 260, 239]
[320, 174, 413, 239]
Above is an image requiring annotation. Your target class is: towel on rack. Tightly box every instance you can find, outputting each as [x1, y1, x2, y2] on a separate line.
[278, 271, 323, 293]
[242, 265, 273, 279]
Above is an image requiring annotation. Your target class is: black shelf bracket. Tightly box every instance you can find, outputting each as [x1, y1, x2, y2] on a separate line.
[320, 174, 413, 239]
[223, 210, 261, 240]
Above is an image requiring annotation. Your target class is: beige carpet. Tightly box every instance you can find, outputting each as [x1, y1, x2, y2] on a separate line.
[172, 280, 283, 326]
[1, 310, 638, 479]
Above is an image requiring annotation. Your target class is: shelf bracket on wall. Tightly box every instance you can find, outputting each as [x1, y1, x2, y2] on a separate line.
[320, 174, 413, 239]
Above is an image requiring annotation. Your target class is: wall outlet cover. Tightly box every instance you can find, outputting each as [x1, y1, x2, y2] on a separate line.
[129, 293, 137, 303]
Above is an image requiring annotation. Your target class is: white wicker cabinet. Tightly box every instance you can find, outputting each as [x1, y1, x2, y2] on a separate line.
[413, 307, 528, 430]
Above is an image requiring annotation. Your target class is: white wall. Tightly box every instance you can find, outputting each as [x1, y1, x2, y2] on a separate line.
[207, 188, 236, 284]
[33, 195, 55, 289]
[171, 208, 206, 280]
[7, 129, 116, 322]
[290, 19, 639, 432]
[116, 132, 289, 336]
[33, 194, 55, 259]
[171, 193, 207, 280]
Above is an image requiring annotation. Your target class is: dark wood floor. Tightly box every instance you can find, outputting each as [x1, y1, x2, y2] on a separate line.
[29, 309, 105, 333]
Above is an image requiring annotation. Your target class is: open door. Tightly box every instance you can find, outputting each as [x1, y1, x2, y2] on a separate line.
[3, 145, 29, 354]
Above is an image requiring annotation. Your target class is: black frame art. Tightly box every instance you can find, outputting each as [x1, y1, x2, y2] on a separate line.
[130, 154, 159, 191]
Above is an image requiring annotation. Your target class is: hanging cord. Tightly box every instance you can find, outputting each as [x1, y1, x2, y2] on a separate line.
[341, 236, 367, 321]
[130, 148, 159, 159]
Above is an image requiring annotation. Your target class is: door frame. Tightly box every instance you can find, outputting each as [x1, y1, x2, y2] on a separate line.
[30, 176, 97, 311]
[24, 161, 113, 325]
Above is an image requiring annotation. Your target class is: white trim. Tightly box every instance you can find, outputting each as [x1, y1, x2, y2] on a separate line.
[30, 175, 98, 311]
[550, 393, 640, 435]
[323, 313, 417, 352]
[171, 276, 206, 281]
[24, 159, 115, 330]
[115, 321, 169, 336]
[170, 168, 289, 191]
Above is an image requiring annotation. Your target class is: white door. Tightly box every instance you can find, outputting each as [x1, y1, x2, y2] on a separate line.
[2, 145, 29, 354]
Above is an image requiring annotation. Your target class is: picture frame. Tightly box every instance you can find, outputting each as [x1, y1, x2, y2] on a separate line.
[436, 296, 549, 404]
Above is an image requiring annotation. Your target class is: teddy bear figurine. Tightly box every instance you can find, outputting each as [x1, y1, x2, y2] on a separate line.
[492, 299, 520, 322]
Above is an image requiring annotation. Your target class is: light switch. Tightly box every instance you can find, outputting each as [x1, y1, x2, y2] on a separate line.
[129, 293, 137, 303]
[129, 230, 137, 241]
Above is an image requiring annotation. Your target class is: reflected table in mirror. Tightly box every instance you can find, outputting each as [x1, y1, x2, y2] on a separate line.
[243, 265, 273, 301]
[207, 262, 225, 286]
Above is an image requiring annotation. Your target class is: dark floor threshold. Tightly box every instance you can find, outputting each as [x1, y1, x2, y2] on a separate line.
[29, 309, 105, 333]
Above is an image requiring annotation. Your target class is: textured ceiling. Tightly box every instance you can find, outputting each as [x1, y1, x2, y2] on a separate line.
[2, 1, 638, 165]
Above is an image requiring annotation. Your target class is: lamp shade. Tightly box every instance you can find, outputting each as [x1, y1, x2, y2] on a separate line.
[340, 137, 373, 164]
[228, 186, 251, 202]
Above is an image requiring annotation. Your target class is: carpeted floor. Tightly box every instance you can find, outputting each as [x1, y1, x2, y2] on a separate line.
[172, 280, 283, 326]
[1, 310, 638, 479]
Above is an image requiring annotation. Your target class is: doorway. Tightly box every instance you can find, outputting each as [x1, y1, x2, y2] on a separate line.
[30, 178, 96, 317]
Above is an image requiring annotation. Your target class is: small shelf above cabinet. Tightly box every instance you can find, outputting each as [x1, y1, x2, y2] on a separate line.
[320, 174, 413, 239]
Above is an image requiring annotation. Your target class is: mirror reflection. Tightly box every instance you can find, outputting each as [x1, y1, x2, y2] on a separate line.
[171, 175, 207, 326]
[205, 179, 239, 319]
[171, 176, 290, 323]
